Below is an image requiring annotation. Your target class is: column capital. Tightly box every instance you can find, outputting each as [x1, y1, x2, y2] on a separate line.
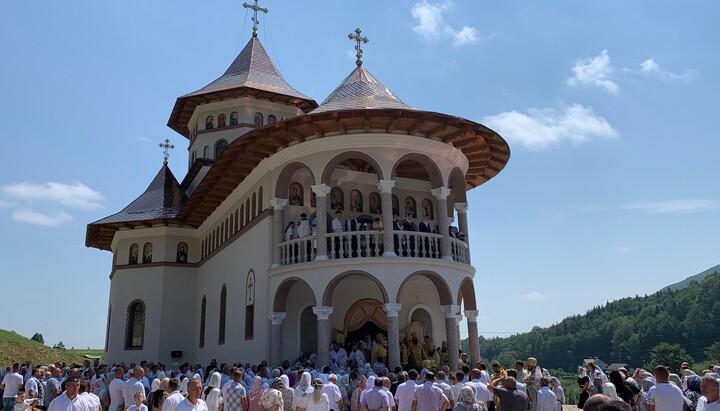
[454, 202, 469, 214]
[377, 180, 396, 194]
[383, 303, 402, 318]
[431, 186, 452, 200]
[270, 198, 288, 210]
[312, 306, 334, 320]
[464, 310, 479, 322]
[439, 304, 459, 318]
[456, 313, 464, 323]
[268, 312, 287, 325]
[311, 184, 332, 198]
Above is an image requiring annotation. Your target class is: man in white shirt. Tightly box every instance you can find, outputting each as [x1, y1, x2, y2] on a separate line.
[109, 368, 126, 411]
[394, 369, 418, 411]
[1, 363, 23, 411]
[535, 377, 556, 411]
[467, 369, 493, 404]
[123, 367, 146, 410]
[47, 377, 95, 411]
[322, 374, 344, 411]
[329, 342, 348, 371]
[646, 365, 684, 411]
[162, 380, 184, 411]
[433, 371, 455, 409]
[332, 211, 343, 233]
[25, 367, 44, 408]
[175, 380, 208, 411]
[45, 367, 63, 407]
[79, 380, 102, 411]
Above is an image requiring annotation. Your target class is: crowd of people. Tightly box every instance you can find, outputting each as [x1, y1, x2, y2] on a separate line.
[1, 355, 718, 411]
[577, 361, 720, 411]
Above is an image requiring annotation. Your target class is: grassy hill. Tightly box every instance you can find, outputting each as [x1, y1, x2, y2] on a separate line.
[663, 264, 720, 291]
[0, 329, 102, 366]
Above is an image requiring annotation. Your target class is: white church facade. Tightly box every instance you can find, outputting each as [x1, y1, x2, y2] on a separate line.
[86, 15, 510, 369]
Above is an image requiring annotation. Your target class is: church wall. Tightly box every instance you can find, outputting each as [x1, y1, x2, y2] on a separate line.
[112, 229, 199, 266]
[106, 266, 169, 363]
[193, 217, 272, 365]
[157, 268, 198, 364]
[328, 276, 385, 334]
[281, 283, 315, 362]
[397, 282, 445, 344]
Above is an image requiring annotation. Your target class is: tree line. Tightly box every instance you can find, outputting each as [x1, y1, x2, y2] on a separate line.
[474, 271, 720, 370]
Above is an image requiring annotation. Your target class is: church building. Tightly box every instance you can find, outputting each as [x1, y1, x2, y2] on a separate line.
[86, 5, 510, 369]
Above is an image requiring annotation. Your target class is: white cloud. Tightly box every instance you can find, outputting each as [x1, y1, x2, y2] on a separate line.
[482, 104, 619, 150]
[524, 291, 546, 301]
[623, 199, 720, 214]
[12, 209, 73, 227]
[639, 59, 696, 82]
[411, 1, 485, 47]
[567, 50, 619, 94]
[136, 136, 151, 143]
[2, 181, 104, 210]
[615, 246, 631, 253]
[452, 26, 479, 46]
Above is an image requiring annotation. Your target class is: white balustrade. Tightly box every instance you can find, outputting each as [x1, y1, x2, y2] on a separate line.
[277, 231, 467, 266]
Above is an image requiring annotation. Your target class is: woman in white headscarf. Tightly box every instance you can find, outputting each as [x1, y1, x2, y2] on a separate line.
[359, 376, 375, 406]
[293, 372, 314, 411]
[602, 382, 621, 401]
[453, 386, 484, 411]
[549, 377, 564, 411]
[202, 372, 223, 411]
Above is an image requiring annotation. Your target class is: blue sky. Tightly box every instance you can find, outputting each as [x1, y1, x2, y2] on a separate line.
[1, 1, 718, 349]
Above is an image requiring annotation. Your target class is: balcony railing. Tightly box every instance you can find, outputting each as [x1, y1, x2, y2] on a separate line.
[278, 230, 469, 267]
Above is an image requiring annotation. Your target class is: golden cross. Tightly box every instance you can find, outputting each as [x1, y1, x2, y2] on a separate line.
[159, 138, 175, 165]
[348, 28, 369, 67]
[243, 0, 269, 37]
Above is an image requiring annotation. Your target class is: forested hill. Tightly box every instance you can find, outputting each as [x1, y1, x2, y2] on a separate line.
[478, 270, 720, 370]
[663, 264, 720, 291]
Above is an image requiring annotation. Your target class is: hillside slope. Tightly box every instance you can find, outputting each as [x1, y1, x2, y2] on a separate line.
[477, 269, 720, 370]
[663, 264, 720, 291]
[0, 329, 89, 365]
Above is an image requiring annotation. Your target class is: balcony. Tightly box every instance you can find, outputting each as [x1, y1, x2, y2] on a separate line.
[277, 230, 469, 267]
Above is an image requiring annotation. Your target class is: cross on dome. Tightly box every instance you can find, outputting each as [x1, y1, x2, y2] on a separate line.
[243, 0, 269, 37]
[159, 138, 175, 165]
[348, 28, 369, 66]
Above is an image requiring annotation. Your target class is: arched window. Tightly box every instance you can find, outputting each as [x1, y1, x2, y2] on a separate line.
[142, 242, 152, 264]
[245, 199, 250, 223]
[234, 209, 239, 232]
[258, 186, 263, 211]
[253, 112, 263, 127]
[218, 113, 227, 128]
[252, 193, 257, 217]
[229, 214, 234, 236]
[219, 285, 227, 345]
[245, 270, 255, 340]
[128, 243, 139, 265]
[203, 146, 210, 159]
[201, 239, 205, 259]
[215, 139, 228, 159]
[176, 242, 188, 263]
[199, 296, 206, 348]
[125, 300, 145, 349]
[230, 111, 239, 126]
[240, 204, 245, 228]
[191, 151, 196, 164]
[105, 305, 111, 352]
[225, 218, 229, 240]
[267, 115, 277, 124]
[205, 115, 214, 129]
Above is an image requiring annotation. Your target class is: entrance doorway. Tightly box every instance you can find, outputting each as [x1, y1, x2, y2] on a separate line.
[346, 321, 386, 345]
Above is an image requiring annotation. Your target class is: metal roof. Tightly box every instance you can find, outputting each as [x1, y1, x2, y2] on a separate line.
[89, 165, 185, 225]
[183, 36, 312, 101]
[311, 66, 415, 114]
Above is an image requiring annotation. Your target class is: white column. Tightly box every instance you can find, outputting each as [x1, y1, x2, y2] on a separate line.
[268, 312, 286, 366]
[455, 202, 470, 263]
[311, 184, 332, 260]
[432, 187, 452, 260]
[465, 310, 480, 366]
[377, 180, 396, 257]
[313, 306, 334, 369]
[270, 198, 288, 267]
[383, 303, 402, 369]
[440, 304, 460, 371]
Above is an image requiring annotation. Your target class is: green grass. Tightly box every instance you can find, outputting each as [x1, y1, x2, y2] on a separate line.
[0, 329, 103, 366]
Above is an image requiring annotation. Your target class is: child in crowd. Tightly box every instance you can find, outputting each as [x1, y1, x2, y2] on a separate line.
[127, 392, 148, 411]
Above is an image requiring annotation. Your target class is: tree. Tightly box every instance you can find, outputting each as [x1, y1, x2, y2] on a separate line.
[705, 341, 720, 362]
[30, 333, 44, 344]
[645, 342, 692, 369]
[53, 341, 65, 349]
